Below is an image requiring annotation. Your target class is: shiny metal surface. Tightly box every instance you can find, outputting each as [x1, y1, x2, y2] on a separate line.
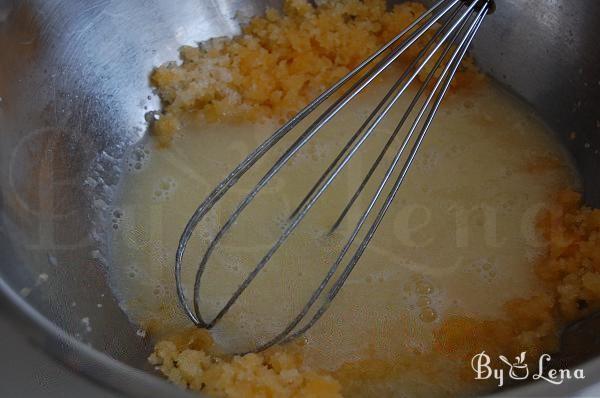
[0, 309, 117, 398]
[0, 0, 598, 397]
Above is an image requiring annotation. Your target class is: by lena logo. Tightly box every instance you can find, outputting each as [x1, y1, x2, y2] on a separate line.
[471, 351, 585, 387]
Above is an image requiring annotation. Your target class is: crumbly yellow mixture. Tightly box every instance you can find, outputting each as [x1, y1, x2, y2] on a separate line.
[150, 0, 481, 146]
[536, 190, 600, 319]
[149, 329, 341, 398]
[434, 190, 600, 375]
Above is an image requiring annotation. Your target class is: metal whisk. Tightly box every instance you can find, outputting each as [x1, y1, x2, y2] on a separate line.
[175, 0, 494, 352]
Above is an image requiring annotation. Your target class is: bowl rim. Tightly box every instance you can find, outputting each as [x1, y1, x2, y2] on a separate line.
[0, 276, 197, 398]
[2, 273, 600, 397]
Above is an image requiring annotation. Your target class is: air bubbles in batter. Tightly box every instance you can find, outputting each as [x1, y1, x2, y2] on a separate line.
[127, 264, 140, 279]
[152, 176, 178, 202]
[470, 256, 497, 283]
[126, 145, 152, 173]
[111, 207, 124, 230]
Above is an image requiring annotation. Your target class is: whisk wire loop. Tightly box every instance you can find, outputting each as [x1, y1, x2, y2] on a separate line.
[173, 0, 456, 327]
[190, 0, 464, 326]
[178, 0, 461, 327]
[174, 0, 493, 351]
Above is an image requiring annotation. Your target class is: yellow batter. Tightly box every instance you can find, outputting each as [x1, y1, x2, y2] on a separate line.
[112, 80, 579, 397]
[108, 1, 600, 397]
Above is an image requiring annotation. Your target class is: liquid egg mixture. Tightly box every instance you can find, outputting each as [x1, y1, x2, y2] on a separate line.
[110, 80, 577, 396]
[106, 1, 592, 396]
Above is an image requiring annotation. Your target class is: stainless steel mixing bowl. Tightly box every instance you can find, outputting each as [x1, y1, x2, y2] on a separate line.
[0, 0, 599, 397]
